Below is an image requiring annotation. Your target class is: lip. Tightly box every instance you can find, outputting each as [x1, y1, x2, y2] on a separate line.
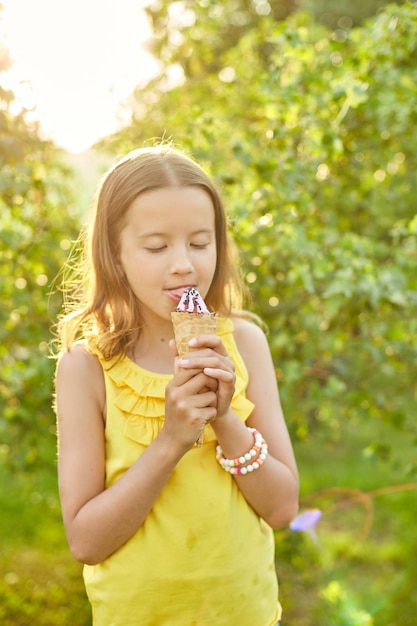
[164, 285, 195, 303]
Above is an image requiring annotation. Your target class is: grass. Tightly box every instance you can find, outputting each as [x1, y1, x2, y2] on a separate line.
[276, 416, 417, 625]
[1, 414, 416, 625]
[0, 466, 90, 626]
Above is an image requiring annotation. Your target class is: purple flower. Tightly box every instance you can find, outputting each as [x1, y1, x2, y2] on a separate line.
[290, 508, 322, 543]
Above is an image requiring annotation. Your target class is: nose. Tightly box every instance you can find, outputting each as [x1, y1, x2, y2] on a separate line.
[170, 245, 194, 275]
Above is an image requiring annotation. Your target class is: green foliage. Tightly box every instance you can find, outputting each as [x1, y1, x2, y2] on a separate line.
[101, 9, 417, 619]
[304, 0, 406, 27]
[1, 1, 416, 623]
[0, 466, 91, 625]
[0, 73, 80, 470]
[227, 4, 417, 450]
[107, 2, 417, 466]
[274, 417, 417, 624]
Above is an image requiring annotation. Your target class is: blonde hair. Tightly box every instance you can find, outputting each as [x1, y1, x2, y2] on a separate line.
[57, 145, 245, 359]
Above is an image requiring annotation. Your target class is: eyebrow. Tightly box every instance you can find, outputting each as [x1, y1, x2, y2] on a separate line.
[138, 228, 214, 239]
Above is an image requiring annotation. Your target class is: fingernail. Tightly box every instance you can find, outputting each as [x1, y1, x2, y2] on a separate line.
[179, 359, 190, 366]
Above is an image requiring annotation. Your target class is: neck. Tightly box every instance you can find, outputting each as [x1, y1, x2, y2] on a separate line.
[131, 321, 175, 374]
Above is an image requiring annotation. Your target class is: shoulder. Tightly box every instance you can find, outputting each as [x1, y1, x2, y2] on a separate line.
[231, 315, 271, 363]
[232, 314, 268, 344]
[56, 342, 106, 411]
[57, 341, 102, 377]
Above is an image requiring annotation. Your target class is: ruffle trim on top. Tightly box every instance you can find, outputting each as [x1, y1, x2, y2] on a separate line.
[88, 318, 254, 447]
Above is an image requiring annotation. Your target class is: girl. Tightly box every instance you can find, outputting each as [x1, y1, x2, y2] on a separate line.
[55, 145, 299, 626]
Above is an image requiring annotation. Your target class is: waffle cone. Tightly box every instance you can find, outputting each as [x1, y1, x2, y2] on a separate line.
[171, 311, 218, 357]
[171, 311, 217, 447]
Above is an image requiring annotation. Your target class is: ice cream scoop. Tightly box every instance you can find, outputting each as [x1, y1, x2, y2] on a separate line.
[175, 287, 211, 314]
[171, 288, 217, 358]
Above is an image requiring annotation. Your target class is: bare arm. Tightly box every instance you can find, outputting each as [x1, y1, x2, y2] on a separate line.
[56, 344, 216, 565]
[188, 319, 299, 529]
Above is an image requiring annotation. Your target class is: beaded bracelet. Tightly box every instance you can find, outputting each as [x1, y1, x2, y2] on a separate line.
[216, 428, 264, 468]
[216, 427, 268, 475]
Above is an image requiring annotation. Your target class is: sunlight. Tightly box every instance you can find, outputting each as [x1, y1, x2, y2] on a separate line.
[1, 0, 158, 152]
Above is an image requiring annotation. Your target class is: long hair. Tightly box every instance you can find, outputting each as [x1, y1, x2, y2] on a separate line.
[57, 145, 245, 359]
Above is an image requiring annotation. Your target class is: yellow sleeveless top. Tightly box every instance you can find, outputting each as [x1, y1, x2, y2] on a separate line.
[84, 318, 282, 625]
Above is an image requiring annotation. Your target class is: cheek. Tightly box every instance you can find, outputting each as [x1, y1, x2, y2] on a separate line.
[196, 247, 217, 275]
[120, 243, 147, 274]
[123, 251, 163, 287]
[205, 249, 218, 285]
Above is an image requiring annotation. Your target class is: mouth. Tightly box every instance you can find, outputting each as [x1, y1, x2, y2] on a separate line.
[164, 286, 195, 303]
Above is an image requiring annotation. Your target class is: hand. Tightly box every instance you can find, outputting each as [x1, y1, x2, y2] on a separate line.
[164, 364, 218, 450]
[173, 335, 236, 421]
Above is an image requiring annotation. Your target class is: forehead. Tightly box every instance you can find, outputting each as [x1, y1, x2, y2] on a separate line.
[125, 186, 215, 231]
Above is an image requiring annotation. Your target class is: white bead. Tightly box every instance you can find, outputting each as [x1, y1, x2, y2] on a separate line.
[215, 427, 268, 476]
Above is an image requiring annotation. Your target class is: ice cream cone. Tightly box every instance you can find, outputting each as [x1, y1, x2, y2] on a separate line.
[171, 309, 218, 447]
[171, 311, 218, 358]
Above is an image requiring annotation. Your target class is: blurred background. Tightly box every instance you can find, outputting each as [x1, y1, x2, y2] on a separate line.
[1, 1, 416, 624]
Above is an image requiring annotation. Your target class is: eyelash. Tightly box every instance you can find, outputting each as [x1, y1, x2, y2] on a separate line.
[145, 243, 208, 253]
[146, 247, 166, 254]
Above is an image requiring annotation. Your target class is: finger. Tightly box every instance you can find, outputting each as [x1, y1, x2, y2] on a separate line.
[198, 406, 218, 422]
[178, 355, 233, 373]
[172, 366, 205, 385]
[199, 377, 218, 392]
[193, 388, 217, 407]
[203, 368, 235, 383]
[185, 405, 217, 435]
[169, 339, 178, 357]
[188, 335, 228, 355]
[177, 371, 219, 397]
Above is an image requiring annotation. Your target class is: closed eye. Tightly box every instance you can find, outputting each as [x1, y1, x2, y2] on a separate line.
[145, 246, 166, 253]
